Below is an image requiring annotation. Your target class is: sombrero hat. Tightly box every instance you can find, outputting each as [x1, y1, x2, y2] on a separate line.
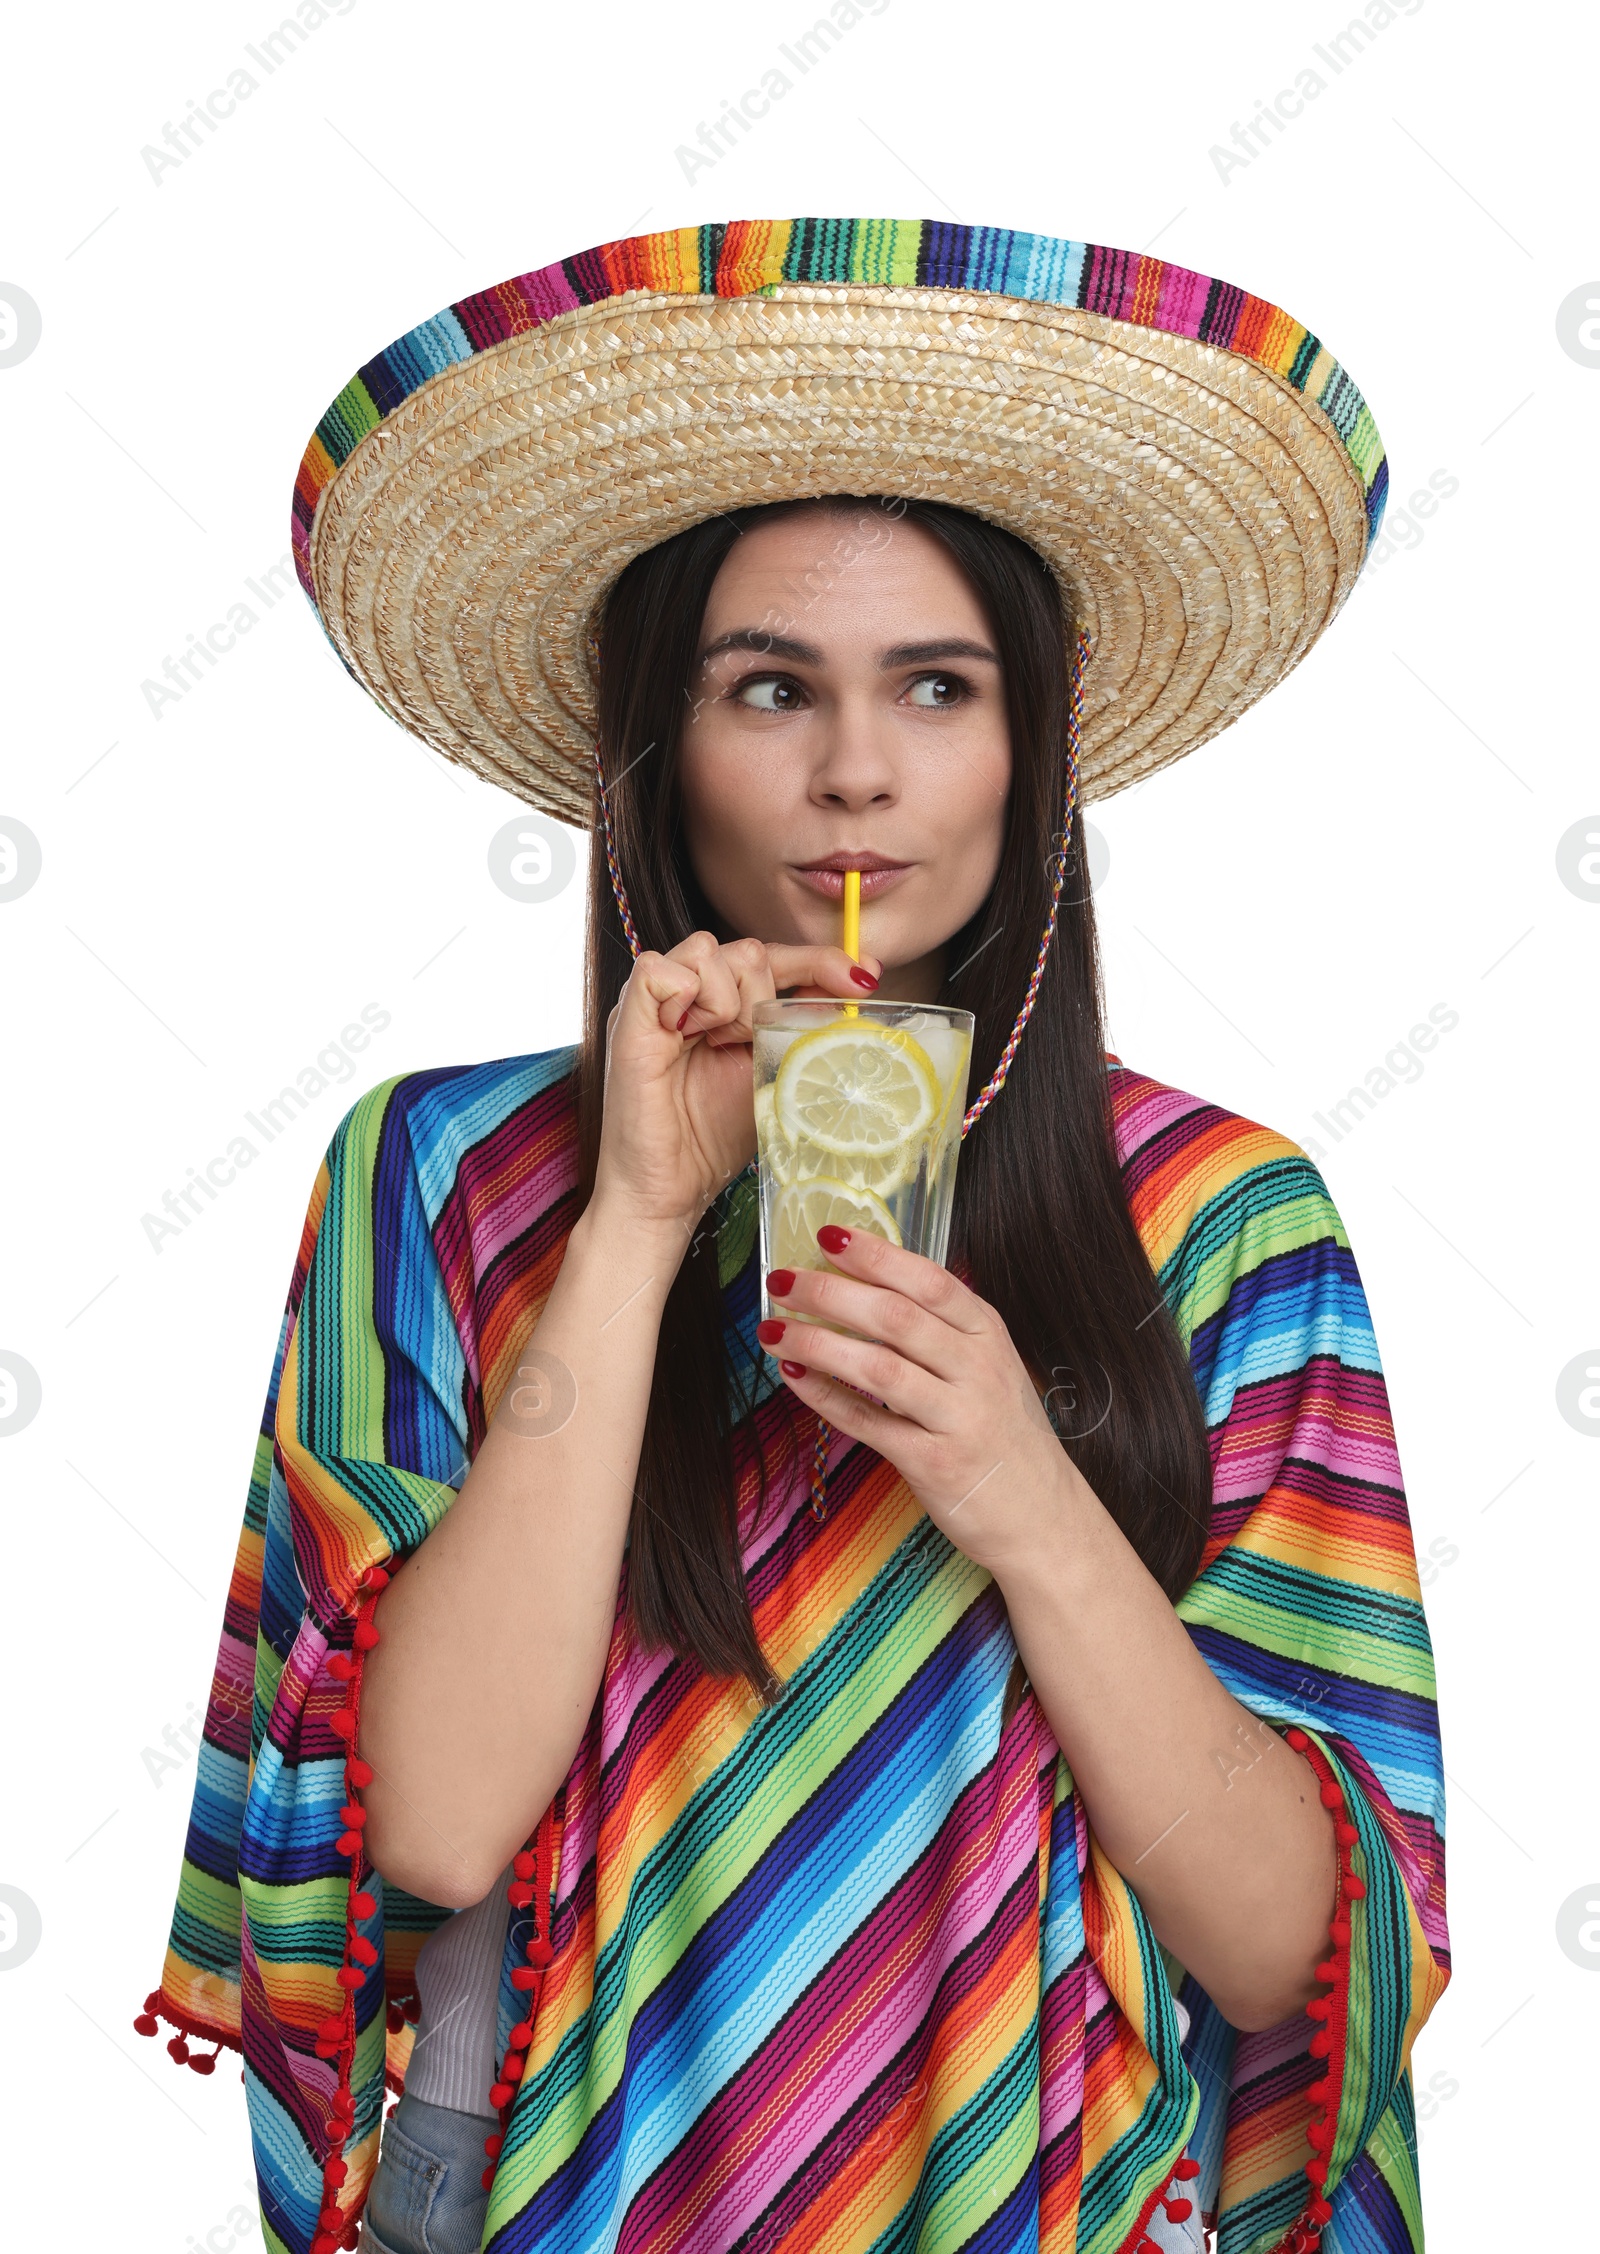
[292, 218, 1385, 825]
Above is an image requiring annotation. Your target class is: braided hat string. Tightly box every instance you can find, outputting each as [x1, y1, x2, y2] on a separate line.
[593, 739, 643, 960]
[959, 624, 1088, 1137]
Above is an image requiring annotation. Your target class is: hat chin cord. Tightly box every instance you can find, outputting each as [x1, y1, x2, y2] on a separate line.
[592, 626, 1090, 1523]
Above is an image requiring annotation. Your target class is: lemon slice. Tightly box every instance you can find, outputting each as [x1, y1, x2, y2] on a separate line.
[773, 1020, 940, 1164]
[756, 1081, 921, 1197]
[768, 1177, 902, 1272]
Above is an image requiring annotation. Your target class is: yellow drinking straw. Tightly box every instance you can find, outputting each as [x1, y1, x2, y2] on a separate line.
[841, 867, 861, 1015]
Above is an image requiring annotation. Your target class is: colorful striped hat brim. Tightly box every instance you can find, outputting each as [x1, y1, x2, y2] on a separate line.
[294, 218, 1386, 823]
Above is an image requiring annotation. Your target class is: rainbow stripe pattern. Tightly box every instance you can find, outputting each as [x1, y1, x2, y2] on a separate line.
[148, 1054, 1446, 2254]
[292, 217, 1388, 608]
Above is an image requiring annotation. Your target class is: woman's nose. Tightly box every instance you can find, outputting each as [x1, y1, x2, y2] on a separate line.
[807, 699, 900, 810]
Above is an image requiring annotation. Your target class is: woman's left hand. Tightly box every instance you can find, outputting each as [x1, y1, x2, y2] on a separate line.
[759, 1226, 1075, 1577]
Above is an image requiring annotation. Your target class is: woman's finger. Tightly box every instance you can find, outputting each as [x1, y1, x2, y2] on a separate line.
[763, 942, 883, 999]
[621, 951, 703, 1045]
[764, 1266, 970, 1381]
[756, 1314, 947, 1428]
[698, 937, 778, 1050]
[805, 1226, 990, 1333]
[661, 931, 742, 1036]
[771, 1358, 922, 1461]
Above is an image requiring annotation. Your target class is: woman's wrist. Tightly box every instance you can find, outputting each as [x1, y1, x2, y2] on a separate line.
[973, 1437, 1105, 1600]
[571, 1190, 694, 1299]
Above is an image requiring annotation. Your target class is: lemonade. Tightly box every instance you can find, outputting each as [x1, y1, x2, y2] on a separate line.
[751, 1000, 974, 1316]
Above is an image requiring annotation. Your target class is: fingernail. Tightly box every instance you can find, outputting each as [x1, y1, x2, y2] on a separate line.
[780, 1360, 808, 1380]
[765, 1268, 797, 1297]
[756, 1319, 786, 1346]
[849, 965, 879, 990]
[816, 1225, 851, 1254]
[676, 1008, 692, 1031]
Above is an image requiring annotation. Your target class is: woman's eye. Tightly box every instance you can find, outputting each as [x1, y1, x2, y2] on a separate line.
[904, 673, 968, 708]
[733, 675, 806, 711]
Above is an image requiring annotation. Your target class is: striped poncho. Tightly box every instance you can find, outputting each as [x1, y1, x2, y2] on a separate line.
[142, 1050, 1449, 2254]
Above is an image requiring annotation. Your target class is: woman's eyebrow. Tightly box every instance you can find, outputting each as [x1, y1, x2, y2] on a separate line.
[698, 628, 822, 666]
[878, 637, 999, 667]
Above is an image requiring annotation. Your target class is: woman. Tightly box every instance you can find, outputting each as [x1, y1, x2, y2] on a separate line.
[140, 220, 1448, 2254]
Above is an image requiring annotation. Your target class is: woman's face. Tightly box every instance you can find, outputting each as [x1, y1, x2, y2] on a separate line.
[676, 507, 1011, 1000]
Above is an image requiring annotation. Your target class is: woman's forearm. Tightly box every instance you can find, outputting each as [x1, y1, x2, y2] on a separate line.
[360, 1197, 684, 1907]
[998, 1465, 1336, 2033]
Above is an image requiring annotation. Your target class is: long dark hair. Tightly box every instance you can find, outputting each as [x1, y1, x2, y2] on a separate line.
[579, 496, 1212, 1693]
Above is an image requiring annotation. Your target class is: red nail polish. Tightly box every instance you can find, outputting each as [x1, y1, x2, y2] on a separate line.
[756, 1318, 785, 1346]
[816, 1225, 852, 1255]
[766, 1268, 797, 1296]
[676, 1008, 692, 1031]
[849, 965, 879, 990]
[780, 1360, 808, 1380]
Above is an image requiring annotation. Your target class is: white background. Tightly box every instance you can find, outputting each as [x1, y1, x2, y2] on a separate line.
[0, 0, 1593, 2243]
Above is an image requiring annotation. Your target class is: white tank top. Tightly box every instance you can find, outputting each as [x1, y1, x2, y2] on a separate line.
[402, 1867, 511, 2116]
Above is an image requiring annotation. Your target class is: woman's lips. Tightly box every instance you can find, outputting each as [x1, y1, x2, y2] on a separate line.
[791, 861, 914, 902]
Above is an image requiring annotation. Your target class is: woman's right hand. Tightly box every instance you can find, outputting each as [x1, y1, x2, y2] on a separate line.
[591, 931, 879, 1250]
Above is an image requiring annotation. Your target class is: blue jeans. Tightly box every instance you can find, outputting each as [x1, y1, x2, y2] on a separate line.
[362, 2092, 500, 2254]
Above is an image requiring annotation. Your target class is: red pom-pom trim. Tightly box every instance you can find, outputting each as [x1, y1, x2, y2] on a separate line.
[1126, 2149, 1205, 2254]
[133, 2012, 159, 2036]
[1263, 1725, 1362, 2253]
[270, 1564, 407, 2254]
[481, 1798, 564, 2206]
